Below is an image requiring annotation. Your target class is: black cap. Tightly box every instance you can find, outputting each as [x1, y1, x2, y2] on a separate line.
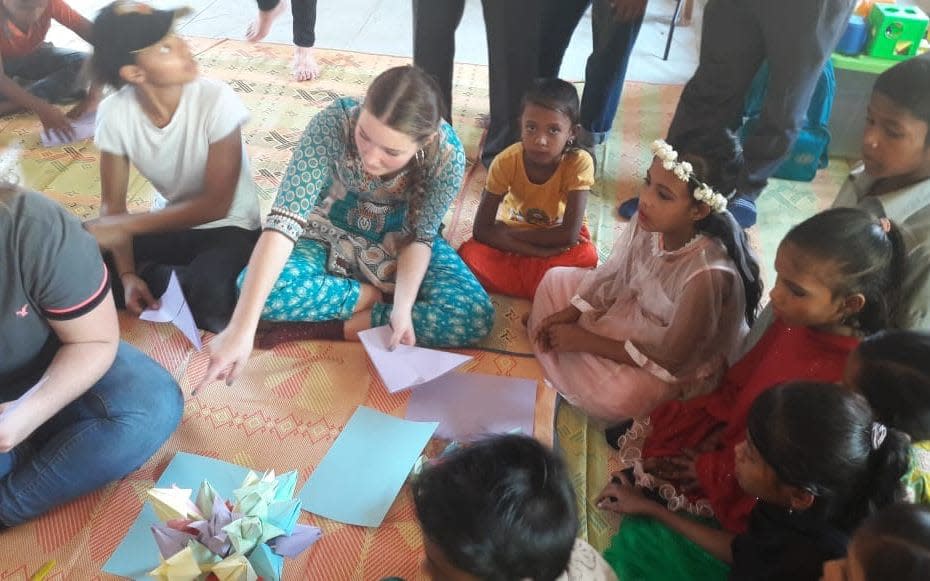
[91, 2, 191, 76]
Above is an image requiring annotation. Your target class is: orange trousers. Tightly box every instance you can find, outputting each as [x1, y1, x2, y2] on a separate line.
[458, 226, 598, 300]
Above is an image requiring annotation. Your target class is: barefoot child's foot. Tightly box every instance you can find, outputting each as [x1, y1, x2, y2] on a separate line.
[246, 0, 288, 42]
[292, 46, 321, 81]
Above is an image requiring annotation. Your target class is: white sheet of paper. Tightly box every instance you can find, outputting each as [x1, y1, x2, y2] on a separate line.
[358, 325, 472, 393]
[140, 271, 203, 350]
[40, 111, 96, 147]
[405, 372, 537, 441]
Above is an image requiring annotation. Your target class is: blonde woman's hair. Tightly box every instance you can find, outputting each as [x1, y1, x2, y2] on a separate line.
[361, 66, 443, 238]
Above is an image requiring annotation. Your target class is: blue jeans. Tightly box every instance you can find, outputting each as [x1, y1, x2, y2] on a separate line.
[539, 0, 644, 144]
[0, 342, 183, 526]
[1, 43, 88, 104]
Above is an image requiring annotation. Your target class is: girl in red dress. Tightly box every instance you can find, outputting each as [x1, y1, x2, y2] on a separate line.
[614, 207, 908, 534]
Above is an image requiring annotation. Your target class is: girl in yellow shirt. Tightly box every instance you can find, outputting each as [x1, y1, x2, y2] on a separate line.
[459, 78, 597, 299]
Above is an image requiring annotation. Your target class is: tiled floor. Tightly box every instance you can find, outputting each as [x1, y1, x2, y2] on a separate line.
[57, 0, 703, 84]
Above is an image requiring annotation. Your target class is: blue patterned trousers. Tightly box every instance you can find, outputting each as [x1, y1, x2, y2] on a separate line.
[241, 237, 494, 347]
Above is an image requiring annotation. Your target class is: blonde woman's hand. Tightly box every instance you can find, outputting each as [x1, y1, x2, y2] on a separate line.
[197, 325, 256, 391]
[389, 308, 416, 349]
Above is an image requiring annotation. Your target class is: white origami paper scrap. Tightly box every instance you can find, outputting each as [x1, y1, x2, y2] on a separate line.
[358, 325, 472, 392]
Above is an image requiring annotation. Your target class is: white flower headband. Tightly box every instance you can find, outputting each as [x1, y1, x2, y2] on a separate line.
[650, 139, 728, 213]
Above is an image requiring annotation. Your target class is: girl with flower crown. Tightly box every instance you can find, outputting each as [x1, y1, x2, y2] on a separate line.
[528, 130, 762, 422]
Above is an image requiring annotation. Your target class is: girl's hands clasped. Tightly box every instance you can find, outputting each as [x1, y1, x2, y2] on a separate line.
[534, 305, 582, 348]
[197, 325, 256, 391]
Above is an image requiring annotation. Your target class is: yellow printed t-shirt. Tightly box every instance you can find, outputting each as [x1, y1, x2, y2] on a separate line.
[486, 143, 594, 228]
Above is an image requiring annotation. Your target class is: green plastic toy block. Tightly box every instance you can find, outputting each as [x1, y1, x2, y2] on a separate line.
[867, 4, 929, 60]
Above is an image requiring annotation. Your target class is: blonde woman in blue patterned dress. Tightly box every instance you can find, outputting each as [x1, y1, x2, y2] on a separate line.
[200, 66, 493, 387]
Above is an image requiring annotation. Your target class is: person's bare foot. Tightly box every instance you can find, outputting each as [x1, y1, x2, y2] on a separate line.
[246, 0, 288, 42]
[292, 46, 321, 81]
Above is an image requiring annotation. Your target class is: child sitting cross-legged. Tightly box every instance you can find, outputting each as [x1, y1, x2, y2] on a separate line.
[620, 207, 907, 535]
[598, 382, 910, 581]
[0, 0, 101, 139]
[86, 1, 261, 333]
[458, 78, 598, 299]
[411, 434, 617, 581]
[528, 130, 762, 422]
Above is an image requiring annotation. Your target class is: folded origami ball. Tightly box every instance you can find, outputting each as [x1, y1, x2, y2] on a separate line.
[146, 470, 321, 581]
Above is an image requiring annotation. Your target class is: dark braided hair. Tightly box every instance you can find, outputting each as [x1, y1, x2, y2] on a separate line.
[668, 129, 763, 325]
[363, 66, 444, 239]
[854, 330, 930, 441]
[748, 382, 910, 532]
[783, 207, 907, 333]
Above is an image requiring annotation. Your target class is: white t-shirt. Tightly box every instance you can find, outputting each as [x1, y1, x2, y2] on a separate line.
[95, 77, 261, 231]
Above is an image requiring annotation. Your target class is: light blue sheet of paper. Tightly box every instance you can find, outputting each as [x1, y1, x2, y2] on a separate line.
[298, 406, 438, 527]
[405, 372, 537, 441]
[102, 452, 253, 580]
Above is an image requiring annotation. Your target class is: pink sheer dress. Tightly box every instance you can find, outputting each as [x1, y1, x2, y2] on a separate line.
[527, 219, 749, 422]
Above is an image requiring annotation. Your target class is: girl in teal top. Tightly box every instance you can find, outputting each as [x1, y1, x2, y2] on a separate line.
[201, 66, 493, 387]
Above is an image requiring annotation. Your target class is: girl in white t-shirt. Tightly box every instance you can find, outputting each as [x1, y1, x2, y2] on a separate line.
[85, 1, 260, 332]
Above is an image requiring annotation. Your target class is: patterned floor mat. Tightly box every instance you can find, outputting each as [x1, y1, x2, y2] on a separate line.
[0, 37, 852, 578]
[0, 41, 547, 581]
